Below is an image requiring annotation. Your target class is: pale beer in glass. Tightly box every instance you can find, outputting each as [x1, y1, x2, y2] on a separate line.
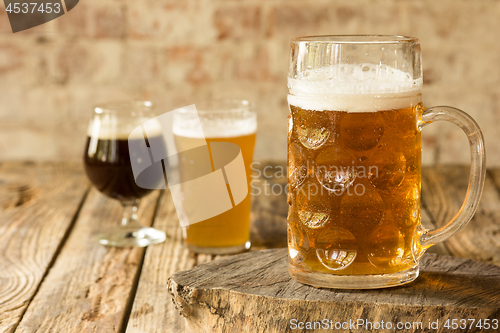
[173, 100, 256, 254]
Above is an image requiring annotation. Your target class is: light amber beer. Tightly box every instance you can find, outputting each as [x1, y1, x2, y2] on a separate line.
[287, 36, 486, 289]
[173, 100, 257, 253]
[288, 104, 422, 276]
[287, 63, 423, 277]
[174, 133, 256, 249]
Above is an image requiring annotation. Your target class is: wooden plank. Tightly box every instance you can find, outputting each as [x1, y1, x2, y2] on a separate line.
[125, 190, 195, 333]
[0, 162, 89, 333]
[169, 248, 500, 333]
[125, 161, 291, 333]
[13, 188, 160, 333]
[125, 161, 289, 333]
[250, 161, 288, 249]
[422, 166, 500, 265]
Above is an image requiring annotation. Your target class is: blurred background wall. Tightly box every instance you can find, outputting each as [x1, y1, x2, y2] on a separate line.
[0, 0, 499, 165]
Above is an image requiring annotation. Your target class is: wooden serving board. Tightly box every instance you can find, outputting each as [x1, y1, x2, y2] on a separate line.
[168, 248, 500, 333]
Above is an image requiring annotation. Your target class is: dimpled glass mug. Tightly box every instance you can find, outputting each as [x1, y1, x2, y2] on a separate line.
[286, 35, 486, 289]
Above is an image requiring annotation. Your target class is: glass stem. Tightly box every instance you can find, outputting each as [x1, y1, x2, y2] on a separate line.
[121, 200, 141, 228]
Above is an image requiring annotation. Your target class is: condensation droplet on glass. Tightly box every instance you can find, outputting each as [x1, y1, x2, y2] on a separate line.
[288, 143, 308, 188]
[289, 248, 300, 260]
[297, 126, 330, 150]
[315, 147, 356, 194]
[298, 210, 329, 229]
[367, 223, 405, 268]
[315, 227, 357, 270]
[368, 149, 406, 190]
[393, 184, 420, 228]
[340, 181, 384, 230]
[288, 222, 310, 265]
[340, 112, 384, 151]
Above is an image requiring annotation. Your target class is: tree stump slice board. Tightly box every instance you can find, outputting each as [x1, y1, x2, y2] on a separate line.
[168, 249, 500, 333]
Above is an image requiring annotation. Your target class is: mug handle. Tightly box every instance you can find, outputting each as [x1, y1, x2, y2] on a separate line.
[414, 105, 486, 258]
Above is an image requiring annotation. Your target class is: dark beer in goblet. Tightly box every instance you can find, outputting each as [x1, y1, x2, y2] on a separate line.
[83, 101, 166, 247]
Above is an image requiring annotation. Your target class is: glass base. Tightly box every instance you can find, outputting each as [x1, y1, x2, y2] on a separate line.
[186, 240, 251, 254]
[289, 265, 419, 289]
[97, 226, 166, 247]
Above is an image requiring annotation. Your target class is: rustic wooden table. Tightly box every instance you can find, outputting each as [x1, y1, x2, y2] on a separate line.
[0, 162, 499, 333]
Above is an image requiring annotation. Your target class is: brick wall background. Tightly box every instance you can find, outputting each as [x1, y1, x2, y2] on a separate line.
[0, 0, 499, 165]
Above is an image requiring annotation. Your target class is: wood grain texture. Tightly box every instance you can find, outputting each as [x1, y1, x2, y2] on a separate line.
[169, 248, 500, 333]
[2, 162, 497, 333]
[421, 169, 453, 257]
[12, 188, 160, 333]
[250, 161, 288, 249]
[422, 166, 500, 265]
[0, 162, 89, 333]
[125, 162, 293, 333]
[125, 190, 195, 333]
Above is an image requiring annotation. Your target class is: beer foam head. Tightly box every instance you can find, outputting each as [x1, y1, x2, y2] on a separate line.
[172, 111, 257, 139]
[288, 63, 422, 112]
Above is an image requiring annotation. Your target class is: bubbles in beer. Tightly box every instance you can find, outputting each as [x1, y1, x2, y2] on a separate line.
[393, 184, 420, 228]
[287, 71, 423, 275]
[296, 181, 331, 229]
[298, 210, 329, 229]
[367, 218, 405, 268]
[291, 105, 331, 150]
[340, 180, 384, 231]
[288, 219, 310, 265]
[315, 227, 357, 270]
[368, 147, 406, 190]
[297, 125, 329, 150]
[288, 142, 309, 189]
[315, 146, 356, 193]
[341, 112, 384, 151]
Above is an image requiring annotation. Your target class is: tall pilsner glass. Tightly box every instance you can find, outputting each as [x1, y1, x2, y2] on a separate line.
[287, 35, 485, 289]
[173, 99, 257, 254]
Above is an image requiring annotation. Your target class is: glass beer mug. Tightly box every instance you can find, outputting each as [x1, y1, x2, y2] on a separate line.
[286, 35, 486, 289]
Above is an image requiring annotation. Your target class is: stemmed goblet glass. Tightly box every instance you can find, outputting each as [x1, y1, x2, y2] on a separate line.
[83, 101, 166, 247]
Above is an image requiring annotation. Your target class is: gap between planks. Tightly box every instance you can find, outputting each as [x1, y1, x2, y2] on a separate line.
[118, 190, 164, 333]
[11, 188, 90, 333]
[0, 162, 90, 333]
[12, 188, 161, 333]
[422, 166, 500, 265]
